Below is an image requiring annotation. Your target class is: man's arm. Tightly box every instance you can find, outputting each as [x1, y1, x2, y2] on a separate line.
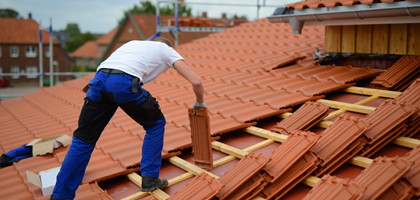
[173, 60, 204, 103]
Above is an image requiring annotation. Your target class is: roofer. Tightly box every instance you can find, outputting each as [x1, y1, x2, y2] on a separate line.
[50, 37, 206, 200]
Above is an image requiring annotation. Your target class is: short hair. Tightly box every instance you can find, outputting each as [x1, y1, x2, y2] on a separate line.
[154, 37, 172, 47]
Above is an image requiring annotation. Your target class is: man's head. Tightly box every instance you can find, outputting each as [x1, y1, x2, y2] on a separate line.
[154, 37, 172, 47]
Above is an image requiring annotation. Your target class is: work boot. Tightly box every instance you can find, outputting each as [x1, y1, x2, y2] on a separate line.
[141, 175, 168, 192]
[49, 195, 60, 200]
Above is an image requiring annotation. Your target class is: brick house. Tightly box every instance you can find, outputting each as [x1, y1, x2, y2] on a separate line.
[71, 28, 117, 69]
[0, 16, 72, 85]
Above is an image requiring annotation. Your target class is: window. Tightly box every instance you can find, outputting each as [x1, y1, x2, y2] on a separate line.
[26, 46, 37, 57]
[11, 66, 19, 79]
[26, 66, 38, 78]
[84, 58, 89, 67]
[10, 46, 19, 58]
[76, 59, 81, 66]
[0, 46, 2, 57]
[46, 46, 50, 57]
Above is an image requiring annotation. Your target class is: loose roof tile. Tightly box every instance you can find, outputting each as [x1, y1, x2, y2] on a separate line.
[302, 175, 366, 200]
[167, 172, 224, 200]
[257, 131, 319, 199]
[376, 179, 415, 200]
[404, 145, 420, 191]
[271, 101, 329, 135]
[217, 152, 268, 200]
[188, 108, 213, 170]
[372, 56, 420, 91]
[310, 114, 369, 175]
[362, 99, 416, 156]
[354, 156, 413, 200]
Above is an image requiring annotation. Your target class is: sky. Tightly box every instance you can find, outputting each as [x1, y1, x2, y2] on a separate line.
[1, 0, 299, 34]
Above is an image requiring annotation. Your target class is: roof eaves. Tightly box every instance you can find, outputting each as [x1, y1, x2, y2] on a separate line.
[268, 1, 420, 34]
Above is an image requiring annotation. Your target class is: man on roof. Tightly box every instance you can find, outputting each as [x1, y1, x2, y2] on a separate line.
[50, 37, 206, 200]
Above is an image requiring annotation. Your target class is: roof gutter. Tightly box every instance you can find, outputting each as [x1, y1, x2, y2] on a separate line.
[268, 1, 420, 34]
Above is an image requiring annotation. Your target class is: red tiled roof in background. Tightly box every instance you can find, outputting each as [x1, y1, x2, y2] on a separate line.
[96, 27, 118, 45]
[0, 18, 59, 44]
[71, 41, 101, 58]
[285, 0, 418, 10]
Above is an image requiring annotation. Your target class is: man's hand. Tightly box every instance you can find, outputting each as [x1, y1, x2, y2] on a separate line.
[193, 99, 206, 115]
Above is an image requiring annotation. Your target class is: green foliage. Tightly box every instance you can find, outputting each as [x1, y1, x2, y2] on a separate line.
[71, 64, 96, 72]
[0, 8, 19, 18]
[233, 14, 248, 20]
[63, 23, 81, 38]
[118, 0, 192, 25]
[65, 32, 96, 53]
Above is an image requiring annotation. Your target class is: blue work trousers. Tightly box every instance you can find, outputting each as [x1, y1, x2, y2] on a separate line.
[52, 71, 166, 199]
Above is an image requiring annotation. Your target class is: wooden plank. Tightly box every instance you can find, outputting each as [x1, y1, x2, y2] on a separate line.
[392, 136, 420, 149]
[356, 25, 372, 54]
[243, 139, 275, 152]
[242, 126, 288, 143]
[213, 155, 236, 168]
[212, 141, 247, 159]
[348, 156, 373, 168]
[372, 24, 389, 54]
[389, 24, 408, 55]
[341, 25, 356, 53]
[408, 23, 420, 55]
[167, 156, 219, 178]
[301, 176, 321, 187]
[316, 99, 376, 114]
[341, 86, 401, 98]
[325, 26, 342, 53]
[323, 95, 379, 120]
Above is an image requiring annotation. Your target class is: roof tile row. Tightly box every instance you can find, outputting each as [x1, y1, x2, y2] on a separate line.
[372, 56, 420, 91]
[302, 175, 365, 200]
[285, 0, 415, 10]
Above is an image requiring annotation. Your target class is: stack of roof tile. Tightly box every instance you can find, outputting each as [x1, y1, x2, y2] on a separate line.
[302, 175, 365, 200]
[394, 78, 420, 138]
[271, 101, 329, 135]
[310, 114, 370, 176]
[167, 172, 224, 200]
[372, 56, 420, 91]
[361, 99, 416, 157]
[403, 145, 420, 197]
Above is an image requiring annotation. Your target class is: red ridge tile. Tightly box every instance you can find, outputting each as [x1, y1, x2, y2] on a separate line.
[272, 101, 329, 135]
[302, 175, 366, 200]
[217, 152, 269, 200]
[167, 172, 224, 200]
[188, 108, 213, 170]
[310, 114, 369, 175]
[354, 156, 413, 200]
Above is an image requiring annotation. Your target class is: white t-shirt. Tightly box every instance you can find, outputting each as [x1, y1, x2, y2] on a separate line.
[97, 40, 184, 84]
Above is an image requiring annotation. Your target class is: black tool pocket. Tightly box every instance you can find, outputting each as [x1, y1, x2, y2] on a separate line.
[141, 92, 162, 120]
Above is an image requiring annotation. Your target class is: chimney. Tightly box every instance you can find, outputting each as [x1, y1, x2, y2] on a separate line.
[28, 12, 32, 19]
[202, 12, 207, 18]
[222, 13, 227, 20]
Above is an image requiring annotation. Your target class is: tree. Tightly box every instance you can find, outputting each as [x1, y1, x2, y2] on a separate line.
[63, 23, 81, 38]
[0, 8, 19, 18]
[65, 32, 95, 53]
[118, 0, 192, 25]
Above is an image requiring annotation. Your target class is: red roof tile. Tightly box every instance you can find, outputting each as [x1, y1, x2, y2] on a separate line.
[404, 145, 420, 190]
[0, 18, 59, 44]
[188, 108, 213, 170]
[302, 175, 365, 200]
[354, 156, 413, 200]
[167, 172, 224, 200]
[272, 101, 329, 135]
[285, 0, 416, 10]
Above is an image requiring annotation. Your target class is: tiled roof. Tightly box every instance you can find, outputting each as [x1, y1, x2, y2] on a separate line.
[71, 41, 101, 58]
[96, 27, 118, 45]
[0, 18, 59, 44]
[1, 17, 420, 200]
[285, 0, 418, 10]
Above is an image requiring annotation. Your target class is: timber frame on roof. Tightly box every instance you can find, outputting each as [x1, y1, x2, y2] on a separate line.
[120, 85, 420, 200]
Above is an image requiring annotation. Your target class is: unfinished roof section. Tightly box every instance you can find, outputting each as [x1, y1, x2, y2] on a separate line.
[354, 156, 413, 200]
[372, 56, 420, 91]
[268, 0, 420, 34]
[302, 175, 365, 200]
[271, 101, 329, 135]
